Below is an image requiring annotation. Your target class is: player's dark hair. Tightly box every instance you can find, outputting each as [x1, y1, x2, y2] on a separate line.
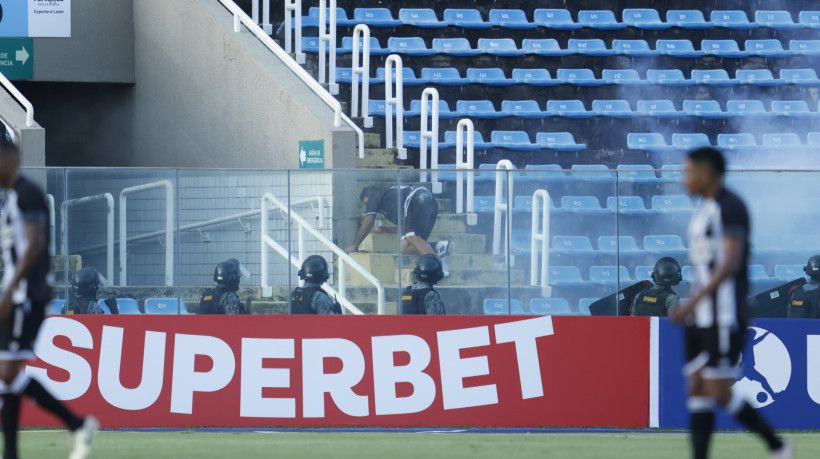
[360, 185, 384, 202]
[687, 147, 726, 177]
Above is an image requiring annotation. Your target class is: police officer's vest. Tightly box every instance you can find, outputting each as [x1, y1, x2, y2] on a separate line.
[401, 286, 438, 315]
[63, 295, 103, 315]
[199, 285, 245, 315]
[291, 286, 342, 314]
[632, 287, 675, 317]
[788, 285, 820, 318]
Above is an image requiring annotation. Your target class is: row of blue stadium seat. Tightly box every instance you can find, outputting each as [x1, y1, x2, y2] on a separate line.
[472, 194, 694, 214]
[309, 36, 820, 58]
[291, 8, 820, 31]
[437, 163, 685, 182]
[628, 132, 820, 151]
[338, 67, 820, 87]
[48, 298, 189, 315]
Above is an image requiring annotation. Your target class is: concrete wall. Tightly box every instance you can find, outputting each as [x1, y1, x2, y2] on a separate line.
[0, 91, 45, 167]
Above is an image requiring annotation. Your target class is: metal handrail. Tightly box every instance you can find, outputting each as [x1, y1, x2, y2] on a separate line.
[0, 72, 34, 127]
[119, 181, 174, 287]
[260, 192, 383, 315]
[531, 189, 552, 297]
[351, 24, 373, 127]
[455, 119, 475, 216]
[46, 194, 55, 256]
[61, 194, 115, 285]
[492, 160, 515, 258]
[420, 87, 440, 187]
[252, 0, 272, 34]
[218, 0, 364, 158]
[318, 0, 339, 94]
[385, 54, 406, 160]
[282, 0, 304, 63]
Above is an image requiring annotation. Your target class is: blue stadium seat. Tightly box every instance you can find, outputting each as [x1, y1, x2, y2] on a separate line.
[49, 299, 66, 315]
[568, 39, 613, 56]
[622, 8, 669, 29]
[435, 164, 459, 182]
[335, 67, 353, 84]
[513, 195, 534, 213]
[783, 235, 820, 254]
[387, 37, 433, 56]
[570, 164, 616, 182]
[511, 68, 558, 86]
[701, 39, 747, 58]
[443, 131, 494, 149]
[611, 39, 655, 56]
[660, 165, 684, 182]
[406, 99, 456, 118]
[547, 100, 592, 118]
[456, 100, 499, 119]
[466, 68, 510, 86]
[590, 266, 633, 286]
[771, 101, 815, 118]
[489, 9, 535, 29]
[717, 133, 759, 150]
[627, 133, 672, 150]
[672, 133, 712, 149]
[491, 131, 539, 150]
[102, 298, 141, 314]
[652, 195, 693, 212]
[373, 67, 422, 85]
[307, 7, 356, 26]
[483, 298, 524, 315]
[500, 100, 544, 118]
[553, 236, 596, 254]
[339, 36, 388, 55]
[745, 39, 790, 57]
[646, 70, 692, 86]
[353, 8, 402, 27]
[443, 9, 490, 29]
[560, 197, 609, 214]
[510, 229, 532, 255]
[617, 164, 661, 183]
[790, 40, 820, 56]
[755, 11, 800, 29]
[533, 9, 581, 30]
[726, 100, 771, 116]
[762, 133, 804, 149]
[522, 39, 567, 56]
[145, 298, 188, 315]
[529, 298, 573, 316]
[781, 69, 820, 85]
[637, 100, 682, 117]
[711, 10, 757, 29]
[472, 196, 497, 214]
[403, 131, 422, 148]
[301, 37, 320, 53]
[477, 38, 524, 56]
[748, 265, 770, 281]
[549, 266, 587, 287]
[522, 164, 568, 184]
[367, 100, 387, 117]
[599, 235, 642, 253]
[682, 100, 729, 118]
[775, 265, 805, 281]
[666, 10, 712, 28]
[682, 266, 695, 283]
[690, 69, 735, 86]
[579, 299, 596, 315]
[656, 39, 703, 57]
[808, 132, 820, 147]
[421, 67, 464, 85]
[535, 132, 586, 150]
[577, 10, 624, 29]
[602, 69, 646, 85]
[556, 69, 602, 86]
[399, 8, 445, 28]
[644, 235, 687, 256]
[635, 266, 654, 281]
[800, 11, 820, 28]
[432, 38, 478, 56]
[736, 69, 781, 86]
[605, 197, 651, 216]
[592, 100, 636, 118]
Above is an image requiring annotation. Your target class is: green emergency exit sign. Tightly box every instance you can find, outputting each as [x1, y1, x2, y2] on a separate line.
[0, 39, 33, 80]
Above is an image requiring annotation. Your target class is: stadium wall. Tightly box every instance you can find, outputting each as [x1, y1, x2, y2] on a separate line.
[0, 93, 44, 167]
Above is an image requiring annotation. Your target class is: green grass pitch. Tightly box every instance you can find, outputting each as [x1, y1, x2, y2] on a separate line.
[13, 430, 820, 458]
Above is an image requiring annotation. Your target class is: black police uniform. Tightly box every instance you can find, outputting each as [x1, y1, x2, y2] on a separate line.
[631, 285, 680, 317]
[291, 255, 341, 315]
[199, 259, 245, 315]
[788, 279, 820, 318]
[400, 254, 445, 315]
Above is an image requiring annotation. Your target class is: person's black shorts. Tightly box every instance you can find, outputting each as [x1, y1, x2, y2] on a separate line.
[684, 324, 746, 380]
[403, 188, 438, 241]
[0, 300, 46, 360]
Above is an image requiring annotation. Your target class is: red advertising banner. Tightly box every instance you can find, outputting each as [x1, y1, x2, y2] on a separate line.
[21, 315, 649, 428]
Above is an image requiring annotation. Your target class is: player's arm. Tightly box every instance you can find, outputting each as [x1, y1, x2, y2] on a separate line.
[0, 220, 47, 320]
[345, 213, 376, 253]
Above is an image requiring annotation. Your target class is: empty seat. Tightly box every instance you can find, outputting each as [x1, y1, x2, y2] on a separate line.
[522, 164, 568, 184]
[406, 99, 456, 118]
[403, 131, 422, 148]
[783, 234, 820, 253]
[602, 69, 646, 85]
[145, 298, 187, 314]
[432, 38, 478, 56]
[533, 9, 580, 29]
[530, 298, 573, 315]
[745, 39, 790, 57]
[473, 196, 497, 214]
[491, 131, 539, 150]
[771, 100, 814, 117]
[781, 69, 820, 85]
[606, 197, 651, 216]
[652, 195, 693, 212]
[553, 235, 596, 252]
[500, 100, 544, 118]
[49, 299, 66, 315]
[656, 39, 702, 57]
[466, 68, 510, 86]
[682, 266, 695, 283]
[579, 299, 596, 315]
[592, 99, 636, 117]
[800, 11, 820, 28]
[570, 164, 616, 182]
[644, 235, 687, 255]
[701, 39, 747, 58]
[690, 69, 735, 86]
[556, 69, 602, 86]
[335, 67, 353, 84]
[353, 8, 402, 27]
[637, 100, 682, 117]
[775, 265, 805, 281]
[522, 39, 566, 56]
[672, 133, 712, 149]
[599, 235, 642, 252]
[421, 67, 464, 85]
[483, 298, 524, 315]
[568, 38, 613, 56]
[307, 7, 356, 26]
[611, 39, 655, 56]
[512, 68, 558, 86]
[399, 8, 445, 27]
[547, 99, 592, 117]
[762, 133, 804, 148]
[627, 133, 671, 150]
[711, 10, 757, 29]
[560, 197, 608, 214]
[367, 100, 387, 117]
[790, 40, 820, 56]
[590, 266, 633, 286]
[301, 37, 320, 53]
[339, 36, 388, 55]
[577, 10, 624, 29]
[660, 165, 685, 182]
[535, 132, 586, 150]
[646, 69, 692, 86]
[373, 67, 422, 85]
[736, 69, 781, 86]
[443, 130, 494, 150]
[666, 10, 712, 28]
[456, 100, 499, 119]
[387, 37, 433, 56]
[489, 9, 535, 29]
[617, 164, 660, 183]
[682, 100, 729, 118]
[635, 266, 654, 281]
[477, 38, 524, 56]
[549, 266, 587, 287]
[622, 8, 669, 29]
[443, 9, 489, 28]
[510, 229, 533, 255]
[102, 298, 141, 314]
[808, 132, 820, 147]
[755, 11, 800, 29]
[726, 100, 771, 116]
[717, 133, 758, 150]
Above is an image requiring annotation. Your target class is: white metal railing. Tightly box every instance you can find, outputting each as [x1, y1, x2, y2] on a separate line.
[492, 160, 515, 258]
[61, 193, 114, 285]
[454, 119, 477, 226]
[46, 194, 55, 256]
[420, 87, 440, 188]
[351, 24, 373, 128]
[282, 0, 304, 63]
[0, 72, 34, 127]
[318, 0, 339, 94]
[531, 189, 552, 297]
[119, 181, 174, 287]
[252, 0, 273, 34]
[261, 192, 383, 315]
[218, 0, 364, 158]
[385, 54, 406, 160]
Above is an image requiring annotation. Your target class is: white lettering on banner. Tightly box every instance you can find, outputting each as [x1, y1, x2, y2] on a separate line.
[98, 326, 166, 410]
[437, 326, 498, 410]
[28, 317, 93, 400]
[372, 335, 435, 415]
[240, 338, 296, 418]
[302, 339, 369, 417]
[494, 316, 554, 399]
[170, 334, 236, 415]
[808, 335, 820, 404]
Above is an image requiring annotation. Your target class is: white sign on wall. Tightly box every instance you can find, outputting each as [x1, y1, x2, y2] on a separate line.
[0, 0, 71, 38]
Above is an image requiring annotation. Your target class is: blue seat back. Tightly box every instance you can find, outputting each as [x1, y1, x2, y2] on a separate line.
[388, 37, 429, 53]
[534, 9, 578, 28]
[622, 8, 663, 26]
[656, 39, 696, 53]
[443, 9, 486, 26]
[512, 68, 552, 83]
[477, 38, 519, 53]
[549, 266, 585, 283]
[717, 133, 758, 148]
[568, 39, 609, 53]
[49, 299, 66, 315]
[590, 266, 632, 283]
[726, 100, 768, 115]
[421, 67, 461, 82]
[443, 130, 489, 145]
[780, 68, 819, 83]
[466, 67, 508, 82]
[579, 299, 596, 315]
[399, 8, 440, 25]
[808, 132, 820, 146]
[560, 196, 602, 211]
[756, 11, 796, 27]
[611, 39, 652, 54]
[748, 265, 769, 280]
[635, 266, 654, 280]
[577, 10, 620, 27]
[473, 196, 496, 213]
[666, 10, 709, 27]
[799, 11, 820, 27]
[672, 133, 711, 148]
[457, 100, 496, 115]
[529, 298, 572, 315]
[661, 165, 684, 181]
[501, 100, 542, 115]
[547, 99, 588, 114]
[522, 39, 563, 54]
[736, 69, 776, 83]
[557, 69, 597, 82]
[651, 195, 693, 210]
[646, 70, 687, 83]
[535, 132, 580, 147]
[598, 235, 640, 252]
[790, 40, 820, 54]
[491, 130, 531, 145]
[691, 69, 732, 83]
[489, 9, 530, 26]
[483, 298, 523, 315]
[552, 235, 594, 251]
[644, 235, 686, 251]
[711, 10, 753, 27]
[682, 100, 724, 114]
[109, 298, 141, 314]
[745, 39, 785, 54]
[592, 99, 633, 115]
[602, 68, 643, 83]
[354, 8, 399, 24]
[762, 133, 802, 147]
[637, 99, 678, 113]
[627, 133, 668, 148]
[145, 298, 186, 314]
[775, 265, 805, 280]
[432, 38, 474, 54]
[771, 101, 811, 115]
[701, 39, 742, 54]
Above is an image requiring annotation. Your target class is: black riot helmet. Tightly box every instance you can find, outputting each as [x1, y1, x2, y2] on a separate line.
[214, 258, 241, 291]
[72, 267, 100, 298]
[652, 257, 682, 287]
[414, 254, 444, 285]
[805, 255, 820, 281]
[298, 255, 330, 284]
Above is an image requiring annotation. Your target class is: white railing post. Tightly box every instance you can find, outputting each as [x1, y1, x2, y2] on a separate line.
[46, 194, 55, 256]
[283, 0, 305, 63]
[262, 0, 272, 34]
[351, 24, 373, 128]
[60, 193, 115, 285]
[0, 72, 34, 127]
[492, 160, 515, 259]
[318, 0, 339, 94]
[420, 88, 440, 187]
[119, 181, 174, 287]
[455, 119, 477, 225]
[385, 54, 406, 160]
[531, 189, 552, 298]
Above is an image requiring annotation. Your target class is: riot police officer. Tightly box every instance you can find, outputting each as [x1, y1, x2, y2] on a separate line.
[291, 255, 341, 314]
[788, 255, 820, 318]
[199, 259, 246, 314]
[62, 267, 105, 314]
[401, 254, 445, 315]
[631, 257, 682, 317]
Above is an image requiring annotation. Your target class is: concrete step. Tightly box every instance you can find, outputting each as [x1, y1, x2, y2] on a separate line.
[356, 148, 405, 169]
[352, 253, 505, 272]
[347, 252, 521, 286]
[364, 133, 380, 148]
[358, 231, 482, 253]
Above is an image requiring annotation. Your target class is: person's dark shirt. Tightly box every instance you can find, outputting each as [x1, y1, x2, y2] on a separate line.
[365, 186, 414, 226]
